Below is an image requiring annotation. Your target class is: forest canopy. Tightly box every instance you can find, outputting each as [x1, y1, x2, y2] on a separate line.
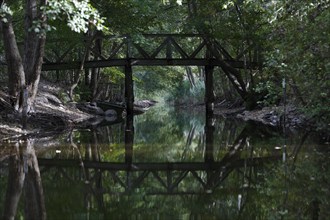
[0, 0, 329, 129]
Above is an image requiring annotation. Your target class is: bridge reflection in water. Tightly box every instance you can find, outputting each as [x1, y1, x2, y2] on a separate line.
[37, 114, 281, 196]
[1, 112, 284, 219]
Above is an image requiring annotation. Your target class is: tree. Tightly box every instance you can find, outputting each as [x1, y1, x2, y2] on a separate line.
[0, 0, 105, 113]
[262, 0, 330, 127]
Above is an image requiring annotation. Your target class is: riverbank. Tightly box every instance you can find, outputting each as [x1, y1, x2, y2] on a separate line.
[0, 82, 94, 141]
[0, 81, 326, 141]
[0, 81, 158, 141]
[175, 100, 310, 130]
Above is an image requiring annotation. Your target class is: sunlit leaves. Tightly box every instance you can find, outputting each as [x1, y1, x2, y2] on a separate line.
[45, 0, 106, 33]
[162, 0, 183, 5]
[103, 67, 125, 83]
[222, 1, 234, 9]
[0, 3, 13, 23]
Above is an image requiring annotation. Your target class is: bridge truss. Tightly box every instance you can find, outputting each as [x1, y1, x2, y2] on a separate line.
[42, 34, 260, 116]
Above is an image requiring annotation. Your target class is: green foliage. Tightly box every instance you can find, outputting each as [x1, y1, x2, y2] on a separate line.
[103, 67, 125, 84]
[2, 0, 328, 127]
[262, 0, 330, 126]
[44, 0, 106, 33]
[254, 81, 281, 106]
[95, 0, 163, 34]
[167, 78, 205, 105]
[256, 144, 330, 219]
[57, 89, 71, 104]
[134, 67, 183, 100]
[1, 0, 106, 35]
[0, 3, 13, 23]
[74, 84, 91, 101]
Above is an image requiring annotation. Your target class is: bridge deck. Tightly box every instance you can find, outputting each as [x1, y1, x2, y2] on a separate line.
[36, 156, 279, 195]
[38, 156, 278, 171]
[41, 34, 260, 71]
[42, 58, 258, 71]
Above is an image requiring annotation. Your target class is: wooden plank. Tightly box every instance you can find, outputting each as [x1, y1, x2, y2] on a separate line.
[213, 40, 233, 60]
[169, 37, 189, 58]
[132, 43, 150, 58]
[131, 171, 150, 189]
[108, 41, 126, 59]
[142, 33, 204, 38]
[126, 37, 132, 58]
[170, 171, 189, 191]
[166, 38, 172, 59]
[205, 65, 215, 118]
[189, 40, 207, 58]
[191, 171, 207, 188]
[151, 171, 167, 189]
[125, 65, 134, 116]
[42, 59, 259, 70]
[110, 171, 126, 188]
[91, 47, 107, 60]
[37, 156, 280, 171]
[57, 44, 77, 62]
[150, 37, 170, 58]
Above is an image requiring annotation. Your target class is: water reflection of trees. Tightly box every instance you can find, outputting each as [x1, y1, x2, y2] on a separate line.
[29, 117, 287, 219]
[2, 111, 328, 218]
[2, 139, 46, 220]
[35, 119, 281, 205]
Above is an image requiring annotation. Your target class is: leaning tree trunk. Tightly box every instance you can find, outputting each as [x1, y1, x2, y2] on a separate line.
[3, 143, 26, 220]
[0, 17, 26, 110]
[205, 39, 261, 110]
[0, 0, 47, 112]
[90, 33, 102, 101]
[24, 139, 47, 220]
[23, 0, 47, 112]
[68, 31, 93, 101]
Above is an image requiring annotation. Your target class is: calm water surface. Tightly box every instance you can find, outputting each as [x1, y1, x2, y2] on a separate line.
[0, 105, 329, 219]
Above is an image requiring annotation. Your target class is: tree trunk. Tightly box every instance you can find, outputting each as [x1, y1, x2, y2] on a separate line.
[1, 0, 47, 112]
[24, 0, 47, 112]
[204, 39, 261, 109]
[186, 66, 195, 88]
[3, 144, 25, 220]
[1, 17, 25, 110]
[24, 140, 47, 220]
[69, 32, 93, 101]
[90, 36, 102, 101]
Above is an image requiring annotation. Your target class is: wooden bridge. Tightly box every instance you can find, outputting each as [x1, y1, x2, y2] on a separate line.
[38, 155, 279, 195]
[42, 34, 259, 70]
[42, 34, 260, 116]
[35, 122, 279, 195]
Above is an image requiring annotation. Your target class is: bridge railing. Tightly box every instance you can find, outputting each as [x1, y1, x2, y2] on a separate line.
[37, 155, 279, 195]
[42, 34, 260, 70]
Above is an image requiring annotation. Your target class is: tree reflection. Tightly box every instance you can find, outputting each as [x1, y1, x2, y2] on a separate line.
[2, 139, 46, 220]
[4, 109, 325, 219]
[3, 143, 24, 220]
[125, 114, 134, 164]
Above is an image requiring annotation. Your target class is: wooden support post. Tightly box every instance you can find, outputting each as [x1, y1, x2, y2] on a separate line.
[126, 36, 132, 58]
[125, 64, 134, 116]
[204, 64, 215, 191]
[166, 37, 172, 59]
[204, 65, 214, 163]
[204, 113, 215, 190]
[125, 114, 134, 193]
[205, 65, 214, 118]
[204, 121, 214, 163]
[125, 114, 134, 164]
[167, 170, 173, 193]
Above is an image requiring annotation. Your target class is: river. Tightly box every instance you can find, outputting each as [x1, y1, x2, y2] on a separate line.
[0, 104, 329, 219]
